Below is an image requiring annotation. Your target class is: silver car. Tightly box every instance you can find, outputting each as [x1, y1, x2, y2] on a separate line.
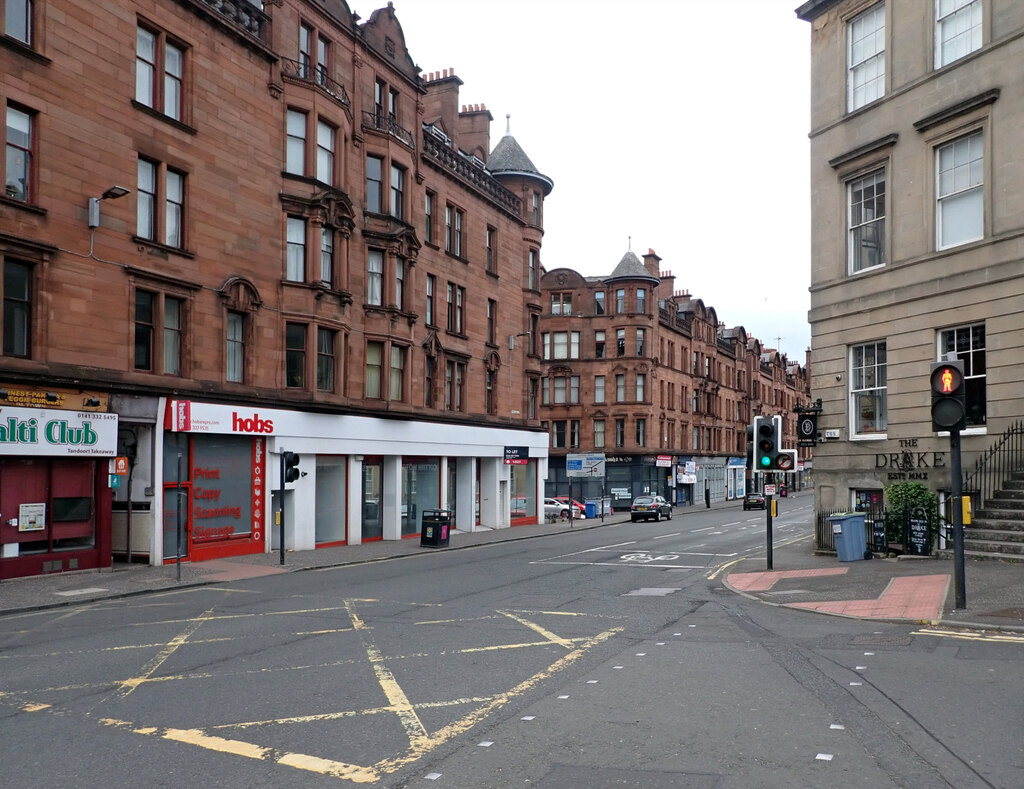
[630, 495, 672, 522]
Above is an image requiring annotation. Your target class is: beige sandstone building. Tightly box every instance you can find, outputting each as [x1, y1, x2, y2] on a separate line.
[798, 0, 1024, 537]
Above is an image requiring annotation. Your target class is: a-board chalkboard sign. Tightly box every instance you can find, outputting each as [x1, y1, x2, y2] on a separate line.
[872, 518, 886, 553]
[907, 513, 931, 556]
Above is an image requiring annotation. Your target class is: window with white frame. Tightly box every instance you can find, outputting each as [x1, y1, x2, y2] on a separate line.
[936, 130, 983, 249]
[365, 340, 382, 398]
[137, 157, 186, 249]
[636, 373, 645, 402]
[848, 168, 885, 273]
[552, 420, 567, 449]
[636, 288, 646, 313]
[5, 104, 32, 202]
[594, 419, 605, 448]
[616, 328, 626, 356]
[286, 217, 305, 281]
[286, 110, 306, 175]
[594, 375, 605, 403]
[317, 120, 335, 185]
[636, 328, 645, 356]
[3, 259, 30, 357]
[389, 164, 404, 219]
[426, 275, 435, 325]
[317, 327, 336, 392]
[366, 155, 383, 213]
[594, 330, 605, 359]
[320, 227, 333, 284]
[136, 25, 184, 122]
[552, 376, 567, 404]
[285, 322, 306, 388]
[939, 324, 986, 426]
[616, 373, 625, 402]
[389, 345, 405, 401]
[615, 418, 625, 447]
[636, 418, 646, 447]
[570, 420, 580, 449]
[395, 257, 405, 311]
[847, 3, 885, 112]
[850, 341, 887, 436]
[367, 249, 383, 305]
[936, 0, 981, 68]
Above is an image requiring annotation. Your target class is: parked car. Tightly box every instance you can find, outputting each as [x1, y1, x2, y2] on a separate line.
[554, 496, 587, 518]
[630, 495, 672, 522]
[743, 492, 766, 510]
[544, 497, 582, 520]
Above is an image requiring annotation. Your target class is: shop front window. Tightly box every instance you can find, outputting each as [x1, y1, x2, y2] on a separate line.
[315, 456, 347, 545]
[510, 461, 537, 522]
[362, 458, 383, 540]
[402, 457, 440, 537]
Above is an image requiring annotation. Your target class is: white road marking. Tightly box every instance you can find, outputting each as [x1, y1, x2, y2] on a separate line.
[653, 532, 682, 539]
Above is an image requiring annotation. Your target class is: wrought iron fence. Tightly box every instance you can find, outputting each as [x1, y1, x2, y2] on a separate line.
[814, 506, 883, 553]
[962, 419, 1024, 509]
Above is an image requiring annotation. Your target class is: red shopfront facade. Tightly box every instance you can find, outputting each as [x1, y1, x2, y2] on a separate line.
[163, 405, 266, 562]
[0, 406, 117, 579]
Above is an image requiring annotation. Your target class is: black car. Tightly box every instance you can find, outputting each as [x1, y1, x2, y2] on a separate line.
[743, 492, 766, 510]
[630, 495, 672, 522]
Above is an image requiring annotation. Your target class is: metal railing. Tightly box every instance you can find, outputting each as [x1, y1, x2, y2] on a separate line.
[962, 419, 1024, 510]
[280, 58, 351, 107]
[814, 506, 883, 553]
[362, 110, 415, 148]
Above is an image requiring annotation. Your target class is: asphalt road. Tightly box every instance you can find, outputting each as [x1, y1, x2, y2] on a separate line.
[1, 500, 1020, 788]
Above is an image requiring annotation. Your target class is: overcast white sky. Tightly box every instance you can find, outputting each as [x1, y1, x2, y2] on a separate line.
[358, 0, 811, 361]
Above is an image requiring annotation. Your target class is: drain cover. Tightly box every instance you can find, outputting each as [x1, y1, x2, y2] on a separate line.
[622, 587, 681, 597]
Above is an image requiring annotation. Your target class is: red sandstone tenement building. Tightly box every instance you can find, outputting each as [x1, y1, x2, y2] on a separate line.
[537, 250, 812, 508]
[0, 0, 553, 579]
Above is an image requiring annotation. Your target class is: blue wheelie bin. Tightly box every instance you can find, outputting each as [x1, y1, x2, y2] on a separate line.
[830, 513, 866, 561]
[585, 500, 597, 519]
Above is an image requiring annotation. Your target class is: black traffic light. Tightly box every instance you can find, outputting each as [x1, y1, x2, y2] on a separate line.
[754, 415, 796, 472]
[282, 450, 301, 483]
[746, 424, 755, 470]
[754, 416, 775, 471]
[931, 360, 966, 432]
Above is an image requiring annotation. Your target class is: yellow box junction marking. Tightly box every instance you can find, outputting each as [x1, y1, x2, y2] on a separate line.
[9, 598, 623, 783]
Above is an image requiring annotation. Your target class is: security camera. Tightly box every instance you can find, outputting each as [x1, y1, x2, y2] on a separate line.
[835, 373, 842, 381]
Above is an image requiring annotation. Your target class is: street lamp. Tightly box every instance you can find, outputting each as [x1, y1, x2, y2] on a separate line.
[88, 185, 131, 228]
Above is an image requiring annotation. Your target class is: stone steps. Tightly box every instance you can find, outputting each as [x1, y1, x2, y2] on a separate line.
[962, 538, 1024, 555]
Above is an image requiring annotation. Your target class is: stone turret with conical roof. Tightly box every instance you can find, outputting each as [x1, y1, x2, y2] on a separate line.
[488, 114, 553, 231]
[605, 250, 660, 286]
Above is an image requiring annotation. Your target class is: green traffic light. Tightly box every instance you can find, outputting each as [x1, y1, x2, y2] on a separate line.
[760, 456, 771, 467]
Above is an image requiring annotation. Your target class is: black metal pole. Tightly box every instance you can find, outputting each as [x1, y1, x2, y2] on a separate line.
[951, 428, 966, 609]
[176, 452, 183, 583]
[766, 492, 774, 571]
[125, 461, 134, 564]
[279, 451, 286, 565]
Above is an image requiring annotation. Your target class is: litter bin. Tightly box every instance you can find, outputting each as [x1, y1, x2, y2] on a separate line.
[830, 513, 866, 561]
[420, 509, 451, 548]
[585, 500, 597, 519]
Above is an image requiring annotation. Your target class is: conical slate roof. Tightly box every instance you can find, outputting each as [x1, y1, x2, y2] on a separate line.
[605, 250, 659, 284]
[487, 117, 553, 195]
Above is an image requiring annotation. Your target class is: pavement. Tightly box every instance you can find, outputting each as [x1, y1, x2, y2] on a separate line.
[2, 492, 1022, 632]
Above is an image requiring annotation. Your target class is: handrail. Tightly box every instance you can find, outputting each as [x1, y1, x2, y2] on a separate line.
[962, 419, 1024, 509]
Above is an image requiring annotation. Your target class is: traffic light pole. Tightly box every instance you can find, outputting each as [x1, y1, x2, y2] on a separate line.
[766, 491, 774, 571]
[278, 451, 286, 566]
[950, 429, 966, 609]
